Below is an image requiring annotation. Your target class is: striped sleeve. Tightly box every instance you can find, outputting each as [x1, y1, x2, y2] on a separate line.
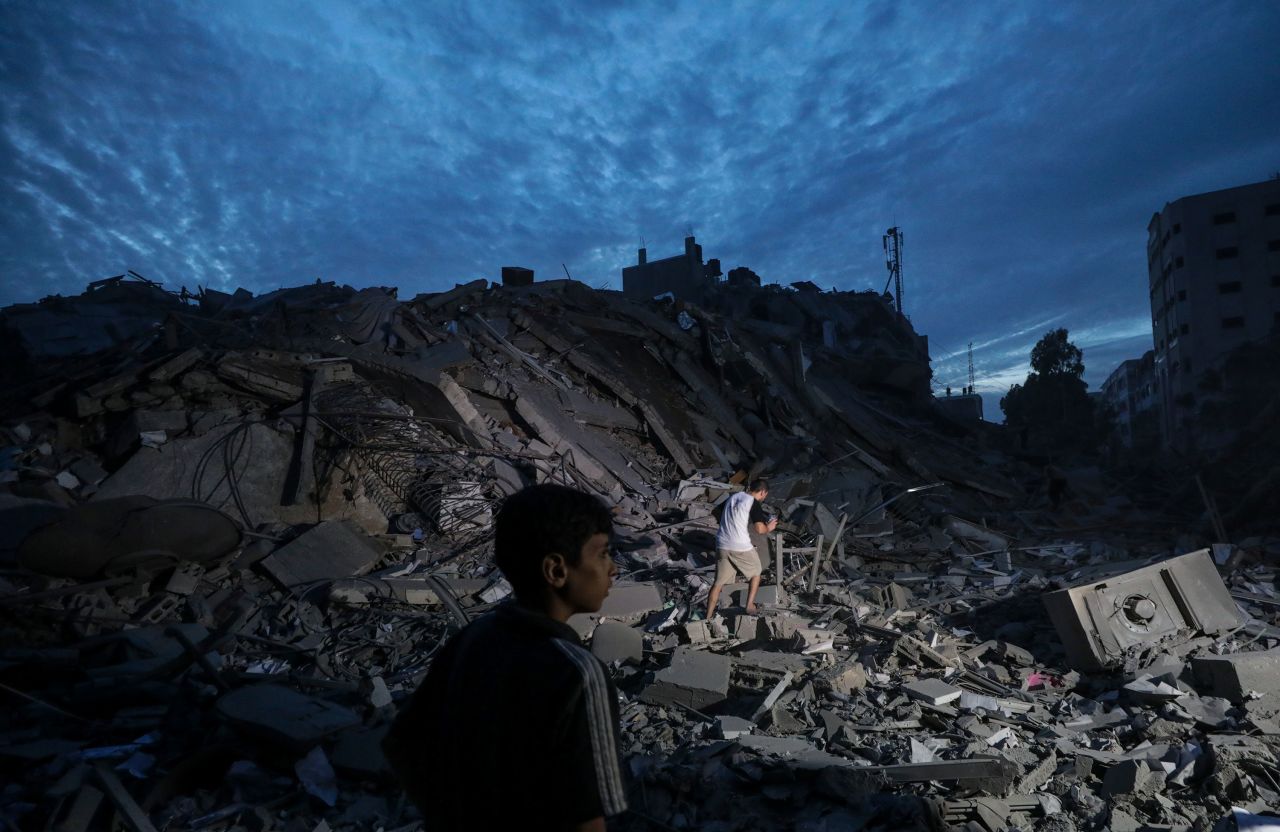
[553, 639, 628, 818]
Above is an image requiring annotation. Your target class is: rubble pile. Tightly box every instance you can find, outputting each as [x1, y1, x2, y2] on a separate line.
[1, 274, 1278, 831]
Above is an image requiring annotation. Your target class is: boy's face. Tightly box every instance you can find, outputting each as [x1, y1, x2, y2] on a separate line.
[560, 532, 616, 615]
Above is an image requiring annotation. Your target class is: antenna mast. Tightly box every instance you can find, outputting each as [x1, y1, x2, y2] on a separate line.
[967, 342, 975, 395]
[882, 226, 904, 315]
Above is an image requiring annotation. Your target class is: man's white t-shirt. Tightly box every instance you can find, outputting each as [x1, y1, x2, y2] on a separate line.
[716, 491, 767, 552]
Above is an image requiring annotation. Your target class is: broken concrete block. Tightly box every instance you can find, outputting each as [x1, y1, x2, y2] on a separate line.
[640, 646, 731, 709]
[682, 620, 712, 644]
[1102, 759, 1159, 797]
[217, 684, 360, 749]
[716, 715, 754, 740]
[1191, 649, 1280, 703]
[733, 614, 763, 641]
[903, 677, 963, 706]
[1044, 549, 1243, 671]
[591, 622, 643, 664]
[259, 521, 383, 589]
[724, 583, 784, 608]
[815, 661, 867, 695]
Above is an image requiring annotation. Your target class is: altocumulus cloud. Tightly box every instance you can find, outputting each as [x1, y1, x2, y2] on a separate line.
[2, 0, 1278, 404]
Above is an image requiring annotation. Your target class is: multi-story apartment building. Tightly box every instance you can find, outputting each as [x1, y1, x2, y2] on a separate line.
[1101, 350, 1157, 448]
[1147, 178, 1280, 449]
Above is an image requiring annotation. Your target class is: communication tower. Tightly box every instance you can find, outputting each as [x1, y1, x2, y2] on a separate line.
[967, 342, 976, 395]
[882, 227, 904, 315]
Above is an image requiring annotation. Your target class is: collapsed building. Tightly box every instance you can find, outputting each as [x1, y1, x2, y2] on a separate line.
[0, 270, 1278, 832]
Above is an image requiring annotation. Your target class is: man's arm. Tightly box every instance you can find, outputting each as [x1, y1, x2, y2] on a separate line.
[749, 500, 777, 535]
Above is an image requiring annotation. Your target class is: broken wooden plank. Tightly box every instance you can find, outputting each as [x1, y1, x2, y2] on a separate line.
[92, 763, 159, 832]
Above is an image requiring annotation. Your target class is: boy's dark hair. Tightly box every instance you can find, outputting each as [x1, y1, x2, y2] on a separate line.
[494, 484, 613, 598]
[748, 478, 769, 493]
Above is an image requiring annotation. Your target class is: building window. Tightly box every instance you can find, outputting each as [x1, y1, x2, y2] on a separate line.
[1218, 281, 1243, 294]
[1213, 211, 1236, 225]
[1176, 256, 1184, 268]
[1222, 316, 1245, 329]
[1216, 247, 1239, 259]
[1180, 323, 1189, 335]
[1269, 239, 1280, 252]
[1178, 289, 1187, 301]
[1266, 203, 1280, 216]
[1173, 223, 1181, 234]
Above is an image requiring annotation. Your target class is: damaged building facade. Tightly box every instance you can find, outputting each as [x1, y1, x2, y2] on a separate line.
[0, 267, 1278, 832]
[1146, 177, 1280, 450]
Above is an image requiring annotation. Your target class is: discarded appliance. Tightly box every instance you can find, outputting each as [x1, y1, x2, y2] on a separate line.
[1043, 549, 1243, 671]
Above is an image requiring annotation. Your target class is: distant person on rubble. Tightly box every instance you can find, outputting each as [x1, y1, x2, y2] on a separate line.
[382, 484, 627, 831]
[706, 478, 778, 618]
[1045, 463, 1069, 510]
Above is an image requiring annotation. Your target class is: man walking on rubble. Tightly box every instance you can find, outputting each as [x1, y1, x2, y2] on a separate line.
[706, 478, 777, 618]
[382, 484, 628, 831]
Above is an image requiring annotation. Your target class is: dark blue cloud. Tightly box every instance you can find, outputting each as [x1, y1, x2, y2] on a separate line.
[2, 0, 1278, 406]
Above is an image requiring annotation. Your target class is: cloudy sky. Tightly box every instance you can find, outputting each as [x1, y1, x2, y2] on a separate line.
[3, 1, 1279, 408]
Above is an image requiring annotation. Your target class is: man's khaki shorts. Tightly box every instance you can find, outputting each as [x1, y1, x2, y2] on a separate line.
[715, 547, 762, 584]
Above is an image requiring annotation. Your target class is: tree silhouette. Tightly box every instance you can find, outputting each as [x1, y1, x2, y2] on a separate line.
[1001, 328, 1103, 452]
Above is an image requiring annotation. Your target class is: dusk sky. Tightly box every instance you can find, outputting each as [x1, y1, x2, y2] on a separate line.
[3, 1, 1279, 406]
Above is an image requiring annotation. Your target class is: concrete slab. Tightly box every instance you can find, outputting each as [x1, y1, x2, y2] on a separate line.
[716, 715, 754, 740]
[94, 421, 293, 527]
[216, 684, 360, 749]
[259, 521, 384, 589]
[591, 622, 643, 664]
[734, 649, 813, 675]
[1191, 649, 1280, 703]
[724, 583, 784, 608]
[568, 582, 665, 634]
[640, 646, 731, 709]
[903, 677, 963, 706]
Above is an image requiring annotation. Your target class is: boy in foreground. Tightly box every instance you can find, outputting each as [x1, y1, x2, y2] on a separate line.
[383, 484, 628, 831]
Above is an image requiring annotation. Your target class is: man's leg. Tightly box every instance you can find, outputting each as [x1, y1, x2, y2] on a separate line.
[744, 574, 762, 614]
[706, 582, 725, 620]
[707, 549, 735, 619]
